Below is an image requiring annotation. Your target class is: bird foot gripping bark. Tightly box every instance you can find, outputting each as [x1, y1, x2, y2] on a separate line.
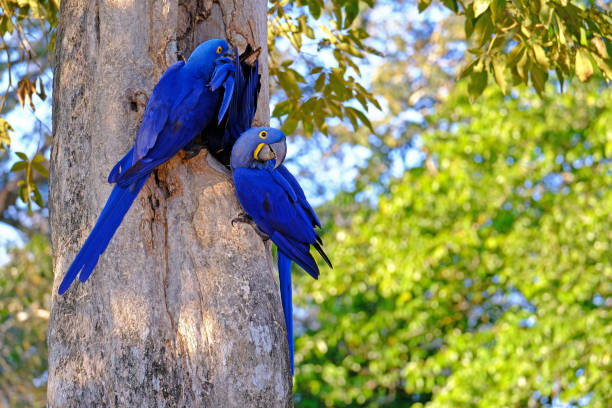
[232, 212, 269, 240]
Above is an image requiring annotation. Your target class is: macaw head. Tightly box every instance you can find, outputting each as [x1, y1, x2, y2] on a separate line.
[186, 38, 232, 79]
[230, 127, 287, 171]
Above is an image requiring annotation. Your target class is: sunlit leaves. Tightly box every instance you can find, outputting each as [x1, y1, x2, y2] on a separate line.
[269, 0, 380, 137]
[575, 47, 595, 82]
[0, 0, 56, 224]
[473, 0, 491, 18]
[420, 0, 612, 99]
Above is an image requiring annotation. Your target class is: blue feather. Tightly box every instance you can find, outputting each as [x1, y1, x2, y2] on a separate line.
[58, 176, 148, 294]
[201, 46, 261, 166]
[231, 128, 332, 375]
[277, 165, 321, 228]
[209, 57, 234, 91]
[218, 73, 235, 124]
[278, 250, 294, 375]
[59, 39, 234, 294]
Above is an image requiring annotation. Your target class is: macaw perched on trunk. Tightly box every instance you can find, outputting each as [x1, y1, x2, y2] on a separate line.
[183, 45, 261, 166]
[58, 39, 235, 294]
[231, 127, 332, 374]
[195, 46, 329, 375]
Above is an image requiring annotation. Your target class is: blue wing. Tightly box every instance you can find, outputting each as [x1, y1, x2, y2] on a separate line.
[133, 61, 185, 162]
[200, 46, 260, 165]
[210, 56, 236, 124]
[276, 165, 321, 228]
[233, 167, 320, 278]
[116, 69, 214, 187]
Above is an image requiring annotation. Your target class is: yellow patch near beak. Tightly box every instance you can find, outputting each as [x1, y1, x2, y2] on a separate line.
[253, 143, 265, 160]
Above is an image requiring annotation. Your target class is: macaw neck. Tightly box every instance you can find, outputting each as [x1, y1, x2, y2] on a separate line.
[251, 161, 274, 170]
[183, 58, 215, 82]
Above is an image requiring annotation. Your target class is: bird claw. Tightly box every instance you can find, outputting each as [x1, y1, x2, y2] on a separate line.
[182, 149, 201, 160]
[231, 214, 252, 228]
[182, 139, 206, 159]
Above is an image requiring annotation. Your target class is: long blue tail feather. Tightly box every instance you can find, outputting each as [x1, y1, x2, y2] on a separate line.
[271, 231, 319, 280]
[218, 74, 235, 124]
[278, 250, 294, 375]
[58, 175, 149, 294]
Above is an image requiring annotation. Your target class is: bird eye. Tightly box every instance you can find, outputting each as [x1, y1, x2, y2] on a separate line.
[259, 130, 268, 139]
[216, 46, 222, 54]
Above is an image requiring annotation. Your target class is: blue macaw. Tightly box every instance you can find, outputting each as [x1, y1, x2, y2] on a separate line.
[186, 45, 261, 166]
[58, 39, 236, 294]
[231, 127, 332, 374]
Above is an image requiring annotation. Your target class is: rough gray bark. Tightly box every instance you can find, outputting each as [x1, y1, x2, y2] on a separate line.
[47, 1, 291, 406]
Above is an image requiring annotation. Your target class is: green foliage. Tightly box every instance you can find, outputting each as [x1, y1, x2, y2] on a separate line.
[294, 81, 612, 406]
[269, 0, 381, 137]
[420, 0, 612, 100]
[0, 0, 57, 215]
[9, 152, 47, 214]
[0, 235, 52, 407]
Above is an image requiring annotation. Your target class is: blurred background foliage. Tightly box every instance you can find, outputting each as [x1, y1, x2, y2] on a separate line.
[1, 0, 611, 407]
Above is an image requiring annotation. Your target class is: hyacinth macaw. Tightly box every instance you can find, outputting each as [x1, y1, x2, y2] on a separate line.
[184, 45, 261, 166]
[231, 127, 332, 374]
[58, 39, 235, 294]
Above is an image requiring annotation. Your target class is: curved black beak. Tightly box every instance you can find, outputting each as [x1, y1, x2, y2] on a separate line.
[270, 139, 287, 169]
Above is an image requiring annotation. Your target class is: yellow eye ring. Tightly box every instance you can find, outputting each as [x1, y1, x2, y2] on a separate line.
[259, 130, 268, 139]
[216, 46, 223, 54]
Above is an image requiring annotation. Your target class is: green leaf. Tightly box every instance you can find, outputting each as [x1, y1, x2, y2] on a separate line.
[490, 0, 505, 23]
[32, 187, 43, 207]
[347, 107, 374, 133]
[532, 44, 549, 70]
[345, 1, 359, 27]
[315, 73, 326, 92]
[16, 152, 28, 161]
[32, 153, 45, 163]
[471, 10, 493, 48]
[492, 56, 507, 94]
[441, 0, 458, 13]
[468, 70, 488, 103]
[530, 65, 548, 96]
[418, 0, 432, 13]
[32, 162, 48, 178]
[575, 48, 594, 82]
[10, 161, 27, 172]
[473, 0, 491, 18]
[591, 53, 612, 80]
[272, 100, 293, 118]
[281, 114, 299, 135]
[309, 2, 321, 19]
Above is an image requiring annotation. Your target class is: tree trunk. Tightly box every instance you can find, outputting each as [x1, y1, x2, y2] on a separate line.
[47, 1, 291, 406]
